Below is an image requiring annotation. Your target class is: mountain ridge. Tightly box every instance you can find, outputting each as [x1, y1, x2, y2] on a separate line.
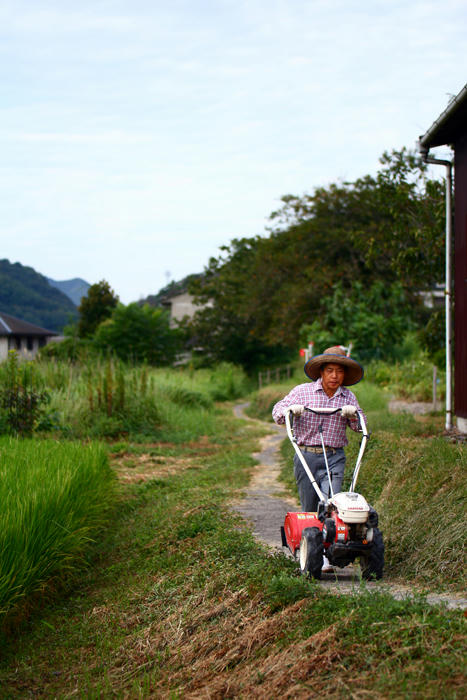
[47, 277, 90, 306]
[0, 259, 80, 332]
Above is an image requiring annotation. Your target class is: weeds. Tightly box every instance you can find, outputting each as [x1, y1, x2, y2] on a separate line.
[23, 358, 249, 440]
[367, 352, 445, 402]
[0, 351, 50, 436]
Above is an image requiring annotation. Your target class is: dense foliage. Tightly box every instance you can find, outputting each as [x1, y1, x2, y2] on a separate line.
[0, 355, 250, 441]
[94, 303, 181, 365]
[299, 280, 417, 361]
[0, 259, 77, 331]
[188, 149, 445, 370]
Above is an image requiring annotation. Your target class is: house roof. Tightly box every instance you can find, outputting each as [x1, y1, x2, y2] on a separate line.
[419, 83, 467, 149]
[0, 312, 58, 336]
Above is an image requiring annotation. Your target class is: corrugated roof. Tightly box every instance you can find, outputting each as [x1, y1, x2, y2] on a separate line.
[419, 83, 467, 149]
[0, 312, 57, 336]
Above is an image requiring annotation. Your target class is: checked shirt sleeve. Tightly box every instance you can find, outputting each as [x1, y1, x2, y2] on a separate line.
[272, 385, 308, 425]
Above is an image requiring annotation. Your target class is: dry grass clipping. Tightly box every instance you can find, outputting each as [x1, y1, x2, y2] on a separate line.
[112, 452, 201, 483]
[101, 587, 356, 699]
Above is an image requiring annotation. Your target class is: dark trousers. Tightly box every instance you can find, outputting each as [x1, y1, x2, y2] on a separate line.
[293, 448, 346, 512]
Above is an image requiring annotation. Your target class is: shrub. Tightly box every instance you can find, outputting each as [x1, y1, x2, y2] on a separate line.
[38, 336, 97, 362]
[0, 351, 50, 436]
[94, 303, 181, 365]
[206, 362, 251, 400]
[367, 352, 444, 402]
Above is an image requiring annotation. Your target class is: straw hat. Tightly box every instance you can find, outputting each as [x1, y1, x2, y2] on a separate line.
[304, 345, 364, 385]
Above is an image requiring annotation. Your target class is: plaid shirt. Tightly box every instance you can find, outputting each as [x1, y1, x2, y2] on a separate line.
[272, 378, 363, 447]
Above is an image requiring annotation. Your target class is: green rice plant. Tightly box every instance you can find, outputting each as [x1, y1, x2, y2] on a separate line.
[0, 437, 115, 624]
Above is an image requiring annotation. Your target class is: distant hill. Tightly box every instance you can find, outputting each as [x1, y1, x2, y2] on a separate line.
[0, 259, 78, 332]
[47, 277, 90, 306]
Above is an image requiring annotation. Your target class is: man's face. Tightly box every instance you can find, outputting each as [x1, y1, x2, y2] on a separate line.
[320, 363, 345, 395]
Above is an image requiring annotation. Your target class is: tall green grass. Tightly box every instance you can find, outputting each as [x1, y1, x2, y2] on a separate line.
[0, 368, 463, 697]
[355, 432, 466, 587]
[0, 438, 115, 624]
[23, 358, 251, 440]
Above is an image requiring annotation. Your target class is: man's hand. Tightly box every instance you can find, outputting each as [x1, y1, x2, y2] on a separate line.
[341, 404, 357, 418]
[288, 404, 305, 416]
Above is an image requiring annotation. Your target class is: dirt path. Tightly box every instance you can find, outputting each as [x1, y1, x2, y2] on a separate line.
[230, 403, 297, 550]
[232, 403, 467, 610]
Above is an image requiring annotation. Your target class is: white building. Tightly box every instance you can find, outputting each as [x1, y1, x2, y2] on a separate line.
[162, 291, 211, 327]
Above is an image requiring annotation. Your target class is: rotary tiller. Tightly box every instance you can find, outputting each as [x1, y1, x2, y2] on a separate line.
[280, 406, 384, 580]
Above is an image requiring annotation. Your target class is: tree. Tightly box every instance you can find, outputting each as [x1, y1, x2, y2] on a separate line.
[188, 238, 293, 370]
[187, 149, 445, 369]
[94, 303, 181, 365]
[78, 280, 119, 338]
[267, 148, 445, 294]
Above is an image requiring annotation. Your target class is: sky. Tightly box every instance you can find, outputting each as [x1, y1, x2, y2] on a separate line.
[1, 1, 466, 304]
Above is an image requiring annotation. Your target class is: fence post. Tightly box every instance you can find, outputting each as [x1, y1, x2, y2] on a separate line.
[259, 365, 293, 387]
[432, 365, 437, 411]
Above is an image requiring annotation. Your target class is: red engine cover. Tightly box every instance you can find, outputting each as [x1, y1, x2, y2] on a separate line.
[283, 511, 349, 554]
[283, 512, 322, 554]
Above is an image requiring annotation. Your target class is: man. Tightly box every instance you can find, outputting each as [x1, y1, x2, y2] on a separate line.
[272, 346, 365, 569]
